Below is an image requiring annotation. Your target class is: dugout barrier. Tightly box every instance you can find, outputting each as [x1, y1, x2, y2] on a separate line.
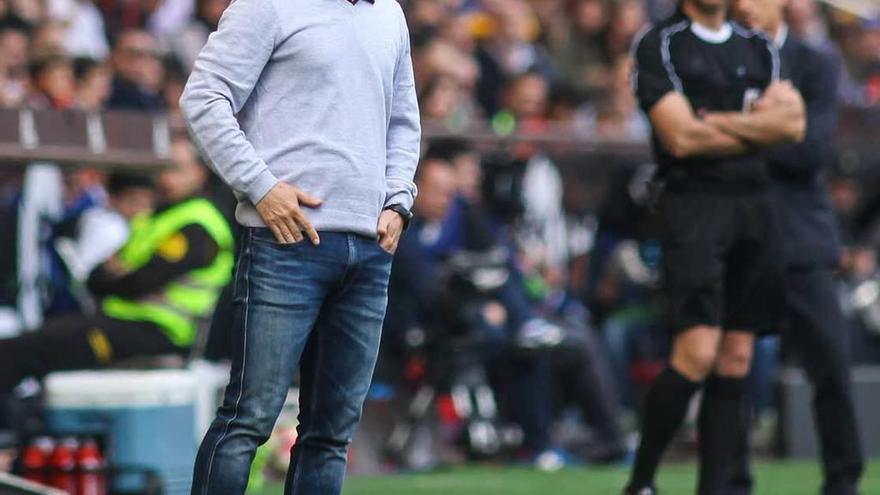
[0, 107, 877, 172]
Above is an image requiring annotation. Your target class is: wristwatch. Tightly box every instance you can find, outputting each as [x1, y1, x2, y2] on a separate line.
[384, 204, 413, 230]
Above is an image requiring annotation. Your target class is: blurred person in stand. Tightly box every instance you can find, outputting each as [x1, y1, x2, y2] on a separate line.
[0, 135, 233, 395]
[493, 72, 571, 272]
[435, 9, 477, 54]
[586, 164, 665, 413]
[0, 21, 29, 108]
[546, 81, 585, 129]
[414, 36, 483, 127]
[42, 167, 124, 316]
[97, 0, 191, 42]
[547, 0, 610, 91]
[525, 0, 567, 48]
[392, 146, 627, 466]
[73, 56, 112, 110]
[46, 0, 110, 59]
[474, 0, 556, 116]
[385, 156, 543, 465]
[405, 0, 463, 41]
[419, 75, 475, 128]
[387, 154, 531, 364]
[603, 0, 648, 68]
[107, 28, 166, 111]
[29, 20, 66, 54]
[8, 0, 45, 26]
[579, 55, 650, 140]
[0, 20, 27, 71]
[168, 0, 229, 69]
[494, 68, 548, 133]
[528, 240, 630, 465]
[52, 172, 154, 304]
[161, 56, 187, 117]
[27, 52, 76, 109]
[414, 37, 480, 96]
[837, 18, 880, 106]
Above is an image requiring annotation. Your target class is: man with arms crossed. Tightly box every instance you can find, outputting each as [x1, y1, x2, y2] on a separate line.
[724, 0, 864, 493]
[624, 0, 806, 493]
[179, 0, 420, 493]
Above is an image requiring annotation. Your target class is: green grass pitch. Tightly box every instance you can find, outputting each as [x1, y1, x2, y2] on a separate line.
[254, 460, 878, 494]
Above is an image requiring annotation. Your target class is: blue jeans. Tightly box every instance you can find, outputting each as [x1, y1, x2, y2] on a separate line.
[191, 228, 392, 495]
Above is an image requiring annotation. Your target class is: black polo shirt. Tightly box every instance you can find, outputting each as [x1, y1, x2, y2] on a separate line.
[633, 12, 782, 188]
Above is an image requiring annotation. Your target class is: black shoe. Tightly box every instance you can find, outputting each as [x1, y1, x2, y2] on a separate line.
[623, 487, 657, 495]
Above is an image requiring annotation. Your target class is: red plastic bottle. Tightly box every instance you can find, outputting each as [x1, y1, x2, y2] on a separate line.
[21, 437, 54, 486]
[49, 437, 79, 494]
[76, 438, 106, 495]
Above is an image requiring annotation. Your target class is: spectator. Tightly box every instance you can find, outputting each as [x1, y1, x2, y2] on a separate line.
[97, 0, 163, 42]
[499, 70, 550, 127]
[548, 0, 610, 91]
[168, 0, 228, 69]
[415, 38, 480, 96]
[579, 56, 650, 140]
[28, 52, 76, 109]
[0, 22, 29, 107]
[73, 56, 111, 110]
[434, 138, 484, 204]
[0, 21, 27, 72]
[46, 0, 110, 59]
[30, 20, 67, 54]
[406, 0, 463, 41]
[53, 171, 154, 285]
[604, 0, 648, 64]
[8, 0, 44, 27]
[475, 0, 556, 115]
[160, 56, 186, 117]
[837, 19, 880, 106]
[107, 28, 165, 111]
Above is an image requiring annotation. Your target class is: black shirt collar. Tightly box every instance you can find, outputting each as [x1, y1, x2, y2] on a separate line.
[345, 0, 374, 4]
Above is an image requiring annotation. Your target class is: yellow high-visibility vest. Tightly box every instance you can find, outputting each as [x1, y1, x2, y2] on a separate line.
[102, 197, 234, 347]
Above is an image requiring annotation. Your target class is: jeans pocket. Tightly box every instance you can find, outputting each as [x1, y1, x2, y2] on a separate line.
[250, 227, 306, 247]
[376, 240, 395, 257]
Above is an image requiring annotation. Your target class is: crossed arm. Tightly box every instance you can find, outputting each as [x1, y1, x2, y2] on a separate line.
[650, 81, 806, 159]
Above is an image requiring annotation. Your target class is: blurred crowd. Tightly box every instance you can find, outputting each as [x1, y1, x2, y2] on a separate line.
[0, 0, 878, 125]
[1, 0, 880, 472]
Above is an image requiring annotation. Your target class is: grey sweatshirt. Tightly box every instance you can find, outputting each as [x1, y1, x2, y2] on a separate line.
[180, 0, 420, 237]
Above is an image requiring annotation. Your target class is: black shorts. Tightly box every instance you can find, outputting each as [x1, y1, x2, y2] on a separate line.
[657, 191, 785, 335]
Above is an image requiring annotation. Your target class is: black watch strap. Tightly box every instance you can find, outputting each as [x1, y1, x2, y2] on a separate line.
[384, 204, 413, 230]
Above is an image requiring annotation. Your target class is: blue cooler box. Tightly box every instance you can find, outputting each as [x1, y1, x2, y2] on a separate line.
[44, 370, 202, 495]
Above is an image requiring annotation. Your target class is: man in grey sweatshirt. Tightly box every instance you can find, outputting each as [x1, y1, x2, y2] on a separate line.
[179, 0, 420, 492]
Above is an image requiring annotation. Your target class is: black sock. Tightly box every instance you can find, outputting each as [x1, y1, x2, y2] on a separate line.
[697, 375, 748, 495]
[629, 366, 702, 489]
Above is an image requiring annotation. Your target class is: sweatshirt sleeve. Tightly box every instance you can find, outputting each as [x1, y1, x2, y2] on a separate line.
[179, 0, 280, 205]
[383, 22, 421, 211]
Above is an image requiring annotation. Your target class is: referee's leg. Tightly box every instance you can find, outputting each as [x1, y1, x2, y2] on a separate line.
[699, 332, 754, 495]
[786, 268, 863, 495]
[626, 325, 720, 493]
[626, 193, 733, 494]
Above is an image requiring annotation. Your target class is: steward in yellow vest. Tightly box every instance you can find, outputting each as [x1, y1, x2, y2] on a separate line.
[0, 137, 232, 392]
